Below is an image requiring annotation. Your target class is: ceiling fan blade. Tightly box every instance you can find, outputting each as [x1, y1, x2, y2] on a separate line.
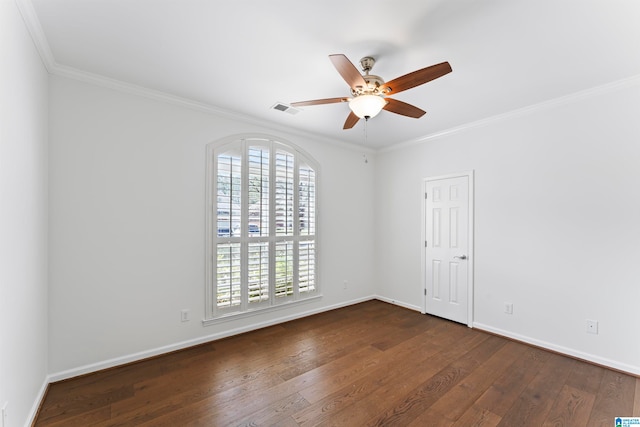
[291, 97, 349, 107]
[329, 54, 368, 90]
[381, 61, 452, 95]
[383, 98, 426, 118]
[343, 111, 360, 129]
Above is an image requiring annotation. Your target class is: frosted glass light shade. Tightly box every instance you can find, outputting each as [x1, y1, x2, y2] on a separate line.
[349, 94, 386, 119]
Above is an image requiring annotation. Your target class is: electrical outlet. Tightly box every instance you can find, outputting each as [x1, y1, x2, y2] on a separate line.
[504, 302, 513, 315]
[586, 319, 598, 334]
[181, 309, 190, 322]
[343, 280, 348, 290]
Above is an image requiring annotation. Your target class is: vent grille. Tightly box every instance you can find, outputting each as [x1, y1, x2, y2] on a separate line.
[271, 103, 301, 115]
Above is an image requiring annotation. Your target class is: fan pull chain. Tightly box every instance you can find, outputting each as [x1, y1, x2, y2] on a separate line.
[363, 117, 368, 145]
[362, 119, 369, 163]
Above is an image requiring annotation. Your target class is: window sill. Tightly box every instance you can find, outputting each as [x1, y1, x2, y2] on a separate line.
[201, 294, 323, 327]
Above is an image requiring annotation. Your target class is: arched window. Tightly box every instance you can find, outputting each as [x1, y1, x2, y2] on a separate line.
[205, 135, 319, 321]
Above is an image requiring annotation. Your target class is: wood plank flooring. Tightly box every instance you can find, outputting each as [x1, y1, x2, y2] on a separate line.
[34, 300, 639, 426]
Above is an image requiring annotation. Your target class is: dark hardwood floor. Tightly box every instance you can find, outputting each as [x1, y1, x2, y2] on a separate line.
[35, 300, 639, 426]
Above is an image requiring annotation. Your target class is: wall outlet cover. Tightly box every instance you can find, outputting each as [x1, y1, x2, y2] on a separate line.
[504, 302, 513, 315]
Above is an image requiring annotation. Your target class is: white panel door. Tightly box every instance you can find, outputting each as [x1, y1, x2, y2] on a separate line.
[424, 174, 471, 325]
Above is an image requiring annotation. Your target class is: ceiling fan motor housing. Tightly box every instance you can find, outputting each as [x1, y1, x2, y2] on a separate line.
[351, 74, 385, 96]
[350, 56, 387, 96]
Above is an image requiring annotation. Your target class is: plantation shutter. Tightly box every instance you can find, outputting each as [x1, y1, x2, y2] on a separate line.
[207, 137, 318, 320]
[215, 143, 242, 312]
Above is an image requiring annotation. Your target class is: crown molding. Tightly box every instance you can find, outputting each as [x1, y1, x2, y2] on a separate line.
[14, 0, 55, 72]
[84, 68, 377, 152]
[52, 58, 366, 152]
[52, 64, 375, 153]
[382, 73, 640, 153]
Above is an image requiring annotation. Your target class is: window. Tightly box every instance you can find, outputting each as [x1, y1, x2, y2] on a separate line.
[205, 136, 319, 321]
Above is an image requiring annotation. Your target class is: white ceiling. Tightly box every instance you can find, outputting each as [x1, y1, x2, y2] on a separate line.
[27, 0, 640, 148]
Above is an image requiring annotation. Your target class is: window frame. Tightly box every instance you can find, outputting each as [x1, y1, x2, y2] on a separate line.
[204, 134, 320, 324]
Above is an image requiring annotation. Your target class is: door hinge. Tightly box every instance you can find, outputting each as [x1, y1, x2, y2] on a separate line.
[425, 192, 428, 199]
[424, 288, 427, 296]
[425, 240, 428, 247]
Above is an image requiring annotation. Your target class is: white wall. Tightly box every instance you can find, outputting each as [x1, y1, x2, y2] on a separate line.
[0, 0, 49, 425]
[375, 80, 640, 374]
[48, 75, 376, 376]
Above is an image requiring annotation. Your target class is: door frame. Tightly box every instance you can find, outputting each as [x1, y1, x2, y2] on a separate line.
[421, 170, 475, 327]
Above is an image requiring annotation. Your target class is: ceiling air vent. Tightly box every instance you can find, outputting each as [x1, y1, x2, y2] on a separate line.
[271, 102, 301, 115]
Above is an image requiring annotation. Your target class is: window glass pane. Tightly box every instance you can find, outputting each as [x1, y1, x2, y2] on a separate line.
[248, 242, 269, 304]
[299, 164, 315, 236]
[216, 242, 241, 309]
[275, 150, 294, 236]
[248, 146, 269, 237]
[217, 149, 241, 237]
[274, 241, 294, 298]
[299, 240, 315, 293]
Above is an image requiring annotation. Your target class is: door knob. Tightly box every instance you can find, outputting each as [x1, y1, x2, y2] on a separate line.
[454, 255, 467, 260]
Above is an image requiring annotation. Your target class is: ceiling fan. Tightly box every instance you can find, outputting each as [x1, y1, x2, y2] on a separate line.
[291, 54, 452, 129]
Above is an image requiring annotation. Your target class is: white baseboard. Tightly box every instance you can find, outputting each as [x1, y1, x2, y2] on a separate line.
[48, 295, 376, 383]
[473, 322, 640, 376]
[25, 376, 49, 427]
[373, 295, 422, 313]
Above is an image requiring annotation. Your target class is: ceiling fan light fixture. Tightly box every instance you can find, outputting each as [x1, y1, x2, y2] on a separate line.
[292, 54, 452, 130]
[349, 94, 386, 119]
